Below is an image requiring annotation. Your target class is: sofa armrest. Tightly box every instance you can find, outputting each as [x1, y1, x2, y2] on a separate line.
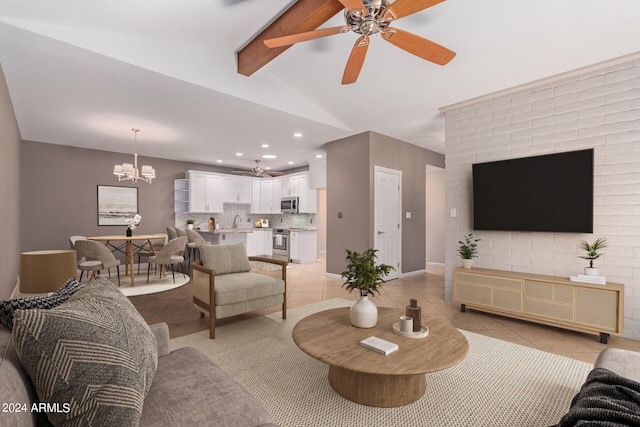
[595, 348, 640, 383]
[149, 322, 171, 357]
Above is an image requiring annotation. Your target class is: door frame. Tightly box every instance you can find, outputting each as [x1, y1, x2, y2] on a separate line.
[373, 165, 402, 278]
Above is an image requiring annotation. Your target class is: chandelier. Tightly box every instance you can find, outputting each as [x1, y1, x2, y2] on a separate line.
[113, 128, 156, 184]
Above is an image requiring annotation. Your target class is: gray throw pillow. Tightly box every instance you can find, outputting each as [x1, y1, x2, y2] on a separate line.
[11, 277, 158, 427]
[200, 242, 251, 275]
[0, 278, 84, 329]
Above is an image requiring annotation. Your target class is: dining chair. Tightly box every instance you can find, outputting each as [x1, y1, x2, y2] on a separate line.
[185, 229, 206, 264]
[74, 240, 121, 286]
[166, 227, 177, 240]
[137, 233, 168, 275]
[146, 236, 188, 284]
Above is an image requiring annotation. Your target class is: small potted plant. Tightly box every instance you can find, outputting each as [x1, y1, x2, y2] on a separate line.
[458, 234, 480, 269]
[578, 237, 607, 276]
[341, 248, 394, 328]
[186, 219, 195, 230]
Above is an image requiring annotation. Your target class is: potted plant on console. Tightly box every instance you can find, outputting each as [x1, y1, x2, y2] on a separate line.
[578, 237, 607, 276]
[186, 219, 195, 230]
[341, 248, 394, 328]
[458, 234, 480, 269]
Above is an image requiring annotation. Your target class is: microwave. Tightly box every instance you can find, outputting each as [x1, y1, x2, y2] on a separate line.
[281, 197, 299, 214]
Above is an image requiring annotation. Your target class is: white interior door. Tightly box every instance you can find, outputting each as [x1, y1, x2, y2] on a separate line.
[374, 166, 401, 280]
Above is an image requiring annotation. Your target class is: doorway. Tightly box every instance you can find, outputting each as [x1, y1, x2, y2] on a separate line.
[374, 166, 401, 280]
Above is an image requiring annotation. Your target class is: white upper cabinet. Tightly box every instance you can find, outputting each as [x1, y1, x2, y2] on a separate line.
[298, 173, 317, 214]
[250, 179, 273, 214]
[271, 178, 283, 214]
[188, 171, 223, 213]
[223, 176, 251, 204]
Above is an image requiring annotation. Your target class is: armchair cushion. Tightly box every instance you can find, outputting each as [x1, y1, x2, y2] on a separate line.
[200, 243, 252, 275]
[11, 277, 157, 427]
[214, 273, 284, 306]
[0, 278, 84, 329]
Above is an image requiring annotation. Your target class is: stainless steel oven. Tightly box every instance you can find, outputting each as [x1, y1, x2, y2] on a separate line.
[272, 228, 290, 262]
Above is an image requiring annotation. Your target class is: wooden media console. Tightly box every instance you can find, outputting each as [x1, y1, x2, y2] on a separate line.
[453, 267, 624, 343]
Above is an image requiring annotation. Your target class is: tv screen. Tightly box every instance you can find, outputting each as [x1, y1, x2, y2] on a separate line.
[472, 149, 594, 233]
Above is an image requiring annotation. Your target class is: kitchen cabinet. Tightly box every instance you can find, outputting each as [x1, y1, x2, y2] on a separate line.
[289, 230, 317, 264]
[174, 179, 189, 213]
[282, 175, 299, 197]
[188, 171, 223, 213]
[246, 232, 256, 256]
[298, 173, 317, 214]
[223, 176, 251, 204]
[271, 179, 283, 214]
[254, 229, 273, 256]
[251, 179, 273, 214]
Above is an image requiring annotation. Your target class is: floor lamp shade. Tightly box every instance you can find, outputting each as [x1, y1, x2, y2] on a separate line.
[20, 250, 78, 294]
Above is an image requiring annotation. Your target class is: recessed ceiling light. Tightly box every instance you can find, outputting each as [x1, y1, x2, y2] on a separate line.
[315, 154, 323, 158]
[265, 167, 271, 170]
[216, 160, 223, 163]
[236, 153, 243, 156]
[261, 144, 269, 148]
[262, 154, 277, 159]
[288, 161, 294, 165]
[293, 133, 303, 138]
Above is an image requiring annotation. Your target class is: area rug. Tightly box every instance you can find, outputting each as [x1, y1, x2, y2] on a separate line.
[115, 269, 189, 297]
[170, 298, 592, 427]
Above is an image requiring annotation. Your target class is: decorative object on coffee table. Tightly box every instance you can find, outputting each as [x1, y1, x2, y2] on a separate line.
[578, 237, 607, 276]
[341, 248, 394, 328]
[406, 298, 422, 332]
[458, 233, 480, 269]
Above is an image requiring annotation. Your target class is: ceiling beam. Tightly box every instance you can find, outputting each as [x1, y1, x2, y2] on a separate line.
[237, 0, 344, 77]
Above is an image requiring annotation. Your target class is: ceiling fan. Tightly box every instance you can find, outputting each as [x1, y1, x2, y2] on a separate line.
[232, 160, 285, 178]
[263, 0, 456, 84]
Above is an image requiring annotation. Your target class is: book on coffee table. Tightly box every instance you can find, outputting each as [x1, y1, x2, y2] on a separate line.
[360, 336, 399, 355]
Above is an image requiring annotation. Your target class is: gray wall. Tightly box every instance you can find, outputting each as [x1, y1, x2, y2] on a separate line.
[326, 131, 445, 275]
[20, 141, 243, 253]
[0, 65, 21, 299]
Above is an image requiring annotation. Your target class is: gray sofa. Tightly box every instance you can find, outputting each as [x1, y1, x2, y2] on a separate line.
[0, 322, 279, 427]
[554, 348, 640, 426]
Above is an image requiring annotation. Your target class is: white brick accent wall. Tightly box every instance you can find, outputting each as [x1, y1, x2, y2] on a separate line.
[442, 54, 640, 339]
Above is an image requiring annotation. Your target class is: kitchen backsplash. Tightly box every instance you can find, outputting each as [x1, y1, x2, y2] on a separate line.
[175, 204, 315, 230]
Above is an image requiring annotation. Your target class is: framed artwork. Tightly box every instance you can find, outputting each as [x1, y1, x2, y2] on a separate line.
[97, 185, 139, 226]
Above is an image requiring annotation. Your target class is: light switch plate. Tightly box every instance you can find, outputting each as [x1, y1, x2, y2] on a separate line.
[450, 208, 457, 217]
[405, 212, 411, 219]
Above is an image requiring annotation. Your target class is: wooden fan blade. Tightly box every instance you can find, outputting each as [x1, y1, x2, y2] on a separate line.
[338, 0, 366, 12]
[264, 26, 350, 48]
[381, 28, 455, 65]
[342, 36, 369, 85]
[383, 0, 446, 21]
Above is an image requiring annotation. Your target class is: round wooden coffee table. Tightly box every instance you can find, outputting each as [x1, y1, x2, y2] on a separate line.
[292, 307, 469, 407]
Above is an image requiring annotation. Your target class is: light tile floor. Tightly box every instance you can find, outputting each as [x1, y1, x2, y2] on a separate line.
[130, 257, 640, 364]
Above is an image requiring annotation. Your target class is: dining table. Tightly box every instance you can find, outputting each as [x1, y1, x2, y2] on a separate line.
[87, 234, 166, 287]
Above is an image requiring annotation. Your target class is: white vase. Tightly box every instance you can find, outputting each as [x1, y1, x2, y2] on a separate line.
[187, 224, 194, 230]
[461, 259, 474, 269]
[584, 267, 598, 276]
[350, 295, 378, 328]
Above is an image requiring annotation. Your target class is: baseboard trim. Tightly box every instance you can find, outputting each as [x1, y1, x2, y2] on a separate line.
[426, 262, 445, 267]
[400, 269, 426, 278]
[325, 272, 342, 280]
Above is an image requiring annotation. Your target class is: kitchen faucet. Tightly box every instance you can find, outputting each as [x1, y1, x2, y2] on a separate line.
[232, 215, 241, 229]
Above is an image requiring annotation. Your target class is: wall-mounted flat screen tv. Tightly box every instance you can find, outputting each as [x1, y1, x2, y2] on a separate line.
[472, 149, 594, 233]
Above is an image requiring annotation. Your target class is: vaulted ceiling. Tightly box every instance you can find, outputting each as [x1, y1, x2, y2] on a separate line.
[1, 1, 640, 171]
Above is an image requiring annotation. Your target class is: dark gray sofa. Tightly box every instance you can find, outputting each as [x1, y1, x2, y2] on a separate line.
[0, 322, 278, 427]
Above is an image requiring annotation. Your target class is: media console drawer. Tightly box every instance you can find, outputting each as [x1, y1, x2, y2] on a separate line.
[453, 267, 624, 343]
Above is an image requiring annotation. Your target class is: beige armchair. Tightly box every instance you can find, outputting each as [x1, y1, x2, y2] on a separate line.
[192, 243, 287, 339]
